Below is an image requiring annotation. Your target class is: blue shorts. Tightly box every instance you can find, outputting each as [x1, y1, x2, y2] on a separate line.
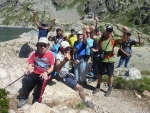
[61, 74, 77, 89]
[98, 62, 114, 76]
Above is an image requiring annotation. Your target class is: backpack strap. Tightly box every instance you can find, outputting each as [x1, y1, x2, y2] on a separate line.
[99, 35, 115, 58]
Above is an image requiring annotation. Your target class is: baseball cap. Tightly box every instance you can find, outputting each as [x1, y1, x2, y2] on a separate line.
[127, 31, 132, 36]
[95, 28, 100, 31]
[71, 29, 75, 32]
[106, 25, 113, 32]
[77, 31, 83, 35]
[38, 37, 49, 44]
[60, 41, 70, 49]
[41, 22, 47, 26]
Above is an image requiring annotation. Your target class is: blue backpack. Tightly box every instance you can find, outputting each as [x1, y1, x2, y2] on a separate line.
[50, 44, 60, 77]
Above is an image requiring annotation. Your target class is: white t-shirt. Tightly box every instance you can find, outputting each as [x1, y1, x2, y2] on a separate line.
[56, 51, 69, 77]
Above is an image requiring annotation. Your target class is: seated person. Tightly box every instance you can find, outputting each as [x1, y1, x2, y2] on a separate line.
[54, 41, 94, 109]
[17, 37, 55, 108]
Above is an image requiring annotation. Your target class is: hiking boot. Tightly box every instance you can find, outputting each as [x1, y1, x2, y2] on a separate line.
[32, 99, 39, 104]
[17, 98, 28, 108]
[86, 101, 94, 109]
[105, 88, 112, 97]
[82, 81, 87, 88]
[93, 88, 100, 94]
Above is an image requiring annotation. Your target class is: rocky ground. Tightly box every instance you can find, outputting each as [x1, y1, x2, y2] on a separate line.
[0, 36, 150, 113]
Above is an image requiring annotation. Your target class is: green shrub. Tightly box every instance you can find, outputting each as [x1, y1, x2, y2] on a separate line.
[0, 88, 10, 113]
[102, 75, 150, 93]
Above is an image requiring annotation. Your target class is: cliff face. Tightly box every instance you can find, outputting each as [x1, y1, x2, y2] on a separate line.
[0, 0, 150, 36]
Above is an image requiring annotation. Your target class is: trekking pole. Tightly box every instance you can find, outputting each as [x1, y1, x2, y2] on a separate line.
[4, 75, 24, 89]
[4, 71, 30, 89]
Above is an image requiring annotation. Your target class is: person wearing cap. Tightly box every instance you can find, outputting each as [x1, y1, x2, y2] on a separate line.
[33, 12, 56, 40]
[92, 25, 128, 97]
[55, 41, 94, 109]
[17, 37, 55, 108]
[73, 30, 87, 87]
[117, 32, 141, 68]
[48, 28, 65, 45]
[65, 29, 77, 73]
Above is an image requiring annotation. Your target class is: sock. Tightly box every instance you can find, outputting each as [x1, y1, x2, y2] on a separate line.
[96, 84, 100, 88]
[108, 86, 112, 89]
[84, 99, 87, 103]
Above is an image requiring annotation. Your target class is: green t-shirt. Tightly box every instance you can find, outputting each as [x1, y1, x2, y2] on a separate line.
[99, 37, 119, 63]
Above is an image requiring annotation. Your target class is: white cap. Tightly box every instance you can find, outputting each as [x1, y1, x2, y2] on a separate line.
[77, 31, 83, 35]
[38, 37, 49, 44]
[60, 41, 70, 49]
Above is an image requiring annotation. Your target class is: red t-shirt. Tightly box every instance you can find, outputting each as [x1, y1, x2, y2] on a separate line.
[28, 51, 55, 74]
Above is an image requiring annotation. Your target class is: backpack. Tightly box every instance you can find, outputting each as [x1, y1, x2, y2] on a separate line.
[19, 43, 33, 58]
[99, 34, 115, 58]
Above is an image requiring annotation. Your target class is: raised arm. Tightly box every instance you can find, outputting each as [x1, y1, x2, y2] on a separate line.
[119, 26, 128, 43]
[136, 33, 141, 45]
[82, 27, 87, 44]
[95, 16, 98, 29]
[89, 25, 95, 39]
[48, 18, 56, 31]
[33, 12, 40, 27]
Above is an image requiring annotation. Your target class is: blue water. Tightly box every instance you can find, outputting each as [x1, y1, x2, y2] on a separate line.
[0, 27, 33, 42]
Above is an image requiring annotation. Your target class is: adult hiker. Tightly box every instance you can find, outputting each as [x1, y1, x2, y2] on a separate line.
[117, 32, 141, 68]
[65, 29, 77, 73]
[92, 25, 128, 97]
[89, 17, 102, 80]
[33, 12, 56, 40]
[54, 41, 94, 109]
[48, 28, 65, 45]
[17, 37, 55, 108]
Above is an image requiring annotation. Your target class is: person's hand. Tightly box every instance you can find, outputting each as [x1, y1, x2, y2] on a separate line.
[138, 33, 141, 39]
[91, 48, 97, 52]
[95, 16, 98, 22]
[89, 26, 95, 31]
[75, 60, 80, 64]
[32, 11, 36, 16]
[122, 26, 128, 32]
[40, 72, 49, 80]
[24, 70, 31, 75]
[64, 53, 71, 61]
[82, 27, 87, 32]
[53, 18, 56, 22]
[126, 53, 130, 57]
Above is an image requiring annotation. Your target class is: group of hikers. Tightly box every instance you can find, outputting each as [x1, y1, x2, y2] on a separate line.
[17, 12, 142, 109]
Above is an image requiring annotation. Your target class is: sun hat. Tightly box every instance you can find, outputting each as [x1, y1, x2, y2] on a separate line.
[38, 37, 49, 44]
[60, 41, 70, 49]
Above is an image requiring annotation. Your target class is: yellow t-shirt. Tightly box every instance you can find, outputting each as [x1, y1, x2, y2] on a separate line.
[66, 34, 77, 48]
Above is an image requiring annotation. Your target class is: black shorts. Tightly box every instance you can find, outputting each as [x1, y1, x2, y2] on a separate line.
[98, 62, 114, 76]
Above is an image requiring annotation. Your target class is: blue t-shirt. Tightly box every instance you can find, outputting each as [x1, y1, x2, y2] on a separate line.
[121, 39, 136, 56]
[86, 38, 94, 56]
[74, 41, 87, 59]
[38, 27, 49, 40]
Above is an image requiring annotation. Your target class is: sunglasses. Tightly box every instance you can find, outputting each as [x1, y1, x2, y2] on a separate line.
[39, 44, 48, 48]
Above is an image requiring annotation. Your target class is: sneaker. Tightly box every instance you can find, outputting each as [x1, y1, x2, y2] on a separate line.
[93, 88, 100, 94]
[17, 98, 28, 108]
[32, 99, 39, 104]
[105, 88, 112, 97]
[86, 101, 94, 109]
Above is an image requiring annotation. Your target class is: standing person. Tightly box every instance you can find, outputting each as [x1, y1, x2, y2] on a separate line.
[65, 29, 77, 73]
[48, 28, 65, 45]
[89, 17, 102, 79]
[117, 32, 141, 68]
[73, 31, 87, 86]
[33, 12, 56, 40]
[55, 41, 94, 109]
[93, 25, 128, 97]
[17, 37, 55, 108]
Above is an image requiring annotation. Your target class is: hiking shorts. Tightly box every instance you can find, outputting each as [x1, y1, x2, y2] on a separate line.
[61, 74, 77, 89]
[98, 62, 114, 76]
